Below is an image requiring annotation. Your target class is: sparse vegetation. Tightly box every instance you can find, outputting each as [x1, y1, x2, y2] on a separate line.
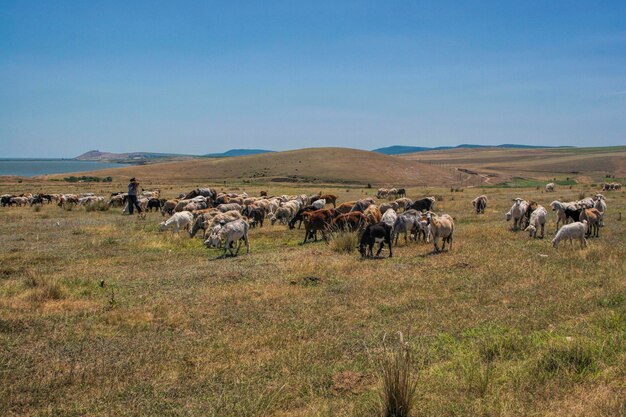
[0, 176, 624, 416]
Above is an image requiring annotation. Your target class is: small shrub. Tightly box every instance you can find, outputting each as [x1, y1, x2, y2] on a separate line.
[32, 205, 41, 212]
[375, 333, 419, 417]
[578, 191, 586, 199]
[62, 203, 74, 211]
[329, 231, 358, 254]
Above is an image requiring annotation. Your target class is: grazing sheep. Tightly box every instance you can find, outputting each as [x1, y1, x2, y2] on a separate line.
[506, 198, 529, 230]
[381, 208, 398, 228]
[310, 199, 326, 210]
[336, 201, 357, 214]
[594, 194, 607, 226]
[359, 222, 393, 258]
[217, 203, 243, 213]
[161, 199, 178, 216]
[472, 195, 487, 214]
[545, 182, 555, 192]
[331, 212, 367, 232]
[379, 202, 400, 215]
[204, 219, 250, 257]
[270, 207, 292, 225]
[160, 211, 194, 233]
[580, 208, 601, 238]
[550, 200, 577, 231]
[552, 221, 588, 249]
[427, 213, 454, 253]
[525, 205, 547, 238]
[576, 197, 595, 209]
[363, 204, 382, 225]
[394, 198, 413, 212]
[393, 212, 419, 245]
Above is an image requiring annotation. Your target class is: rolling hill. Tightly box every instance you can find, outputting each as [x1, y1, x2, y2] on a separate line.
[373, 144, 563, 155]
[400, 146, 626, 182]
[203, 149, 274, 158]
[51, 148, 457, 186]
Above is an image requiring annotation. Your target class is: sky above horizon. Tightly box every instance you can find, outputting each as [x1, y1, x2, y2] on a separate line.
[1, 1, 625, 157]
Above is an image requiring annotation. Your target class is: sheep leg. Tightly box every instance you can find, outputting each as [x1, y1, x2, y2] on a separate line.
[540, 223, 544, 239]
[376, 242, 384, 257]
[245, 235, 250, 254]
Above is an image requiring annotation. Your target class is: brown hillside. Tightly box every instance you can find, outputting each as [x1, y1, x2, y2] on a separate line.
[48, 148, 457, 186]
[400, 146, 626, 182]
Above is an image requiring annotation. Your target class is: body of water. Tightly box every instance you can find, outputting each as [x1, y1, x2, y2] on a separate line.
[0, 159, 127, 177]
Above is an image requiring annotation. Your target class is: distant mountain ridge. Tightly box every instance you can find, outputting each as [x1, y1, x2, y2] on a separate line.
[203, 149, 274, 158]
[373, 144, 570, 155]
[75, 149, 273, 162]
[75, 150, 191, 162]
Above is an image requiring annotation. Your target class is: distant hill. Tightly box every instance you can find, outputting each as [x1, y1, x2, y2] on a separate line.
[374, 144, 565, 155]
[75, 150, 191, 162]
[55, 147, 457, 186]
[204, 149, 274, 158]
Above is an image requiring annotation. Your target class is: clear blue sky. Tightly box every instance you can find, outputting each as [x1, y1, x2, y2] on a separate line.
[1, 1, 625, 157]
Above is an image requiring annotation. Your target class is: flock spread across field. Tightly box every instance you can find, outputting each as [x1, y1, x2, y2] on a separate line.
[0, 182, 614, 258]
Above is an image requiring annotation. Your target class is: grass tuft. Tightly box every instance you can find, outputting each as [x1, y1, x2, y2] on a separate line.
[375, 333, 419, 417]
[329, 231, 359, 253]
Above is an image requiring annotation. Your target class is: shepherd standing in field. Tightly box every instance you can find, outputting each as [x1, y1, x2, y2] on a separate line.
[127, 177, 144, 217]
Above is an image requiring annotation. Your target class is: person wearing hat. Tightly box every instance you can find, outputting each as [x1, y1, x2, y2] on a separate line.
[127, 177, 143, 215]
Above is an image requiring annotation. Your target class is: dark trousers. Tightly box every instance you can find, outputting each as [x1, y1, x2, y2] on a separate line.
[128, 195, 142, 214]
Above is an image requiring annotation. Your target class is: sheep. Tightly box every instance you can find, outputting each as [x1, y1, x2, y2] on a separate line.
[161, 199, 178, 216]
[270, 207, 292, 225]
[545, 182, 555, 192]
[471, 195, 487, 214]
[525, 205, 547, 238]
[552, 221, 588, 249]
[549, 200, 577, 231]
[363, 204, 382, 224]
[427, 213, 454, 253]
[393, 211, 419, 245]
[379, 202, 400, 215]
[576, 197, 595, 209]
[580, 208, 601, 238]
[393, 198, 412, 212]
[594, 194, 607, 226]
[204, 219, 250, 257]
[159, 211, 194, 233]
[505, 198, 529, 230]
[217, 203, 243, 213]
[310, 199, 326, 210]
[381, 208, 398, 228]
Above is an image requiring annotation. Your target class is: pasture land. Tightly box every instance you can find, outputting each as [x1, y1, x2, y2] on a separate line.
[401, 146, 626, 186]
[0, 178, 625, 416]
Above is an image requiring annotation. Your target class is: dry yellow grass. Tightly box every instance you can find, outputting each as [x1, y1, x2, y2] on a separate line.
[44, 148, 458, 186]
[401, 146, 626, 184]
[0, 179, 624, 416]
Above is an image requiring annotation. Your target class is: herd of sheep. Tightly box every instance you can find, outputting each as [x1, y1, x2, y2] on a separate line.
[0, 182, 616, 258]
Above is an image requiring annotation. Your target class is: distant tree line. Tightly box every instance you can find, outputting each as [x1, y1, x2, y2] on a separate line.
[63, 176, 113, 183]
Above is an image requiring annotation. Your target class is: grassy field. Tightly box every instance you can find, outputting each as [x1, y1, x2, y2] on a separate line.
[1, 179, 625, 416]
[47, 148, 458, 186]
[401, 147, 626, 185]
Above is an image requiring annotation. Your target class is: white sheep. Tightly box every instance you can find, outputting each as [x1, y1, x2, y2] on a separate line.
[505, 198, 529, 230]
[270, 207, 292, 225]
[310, 199, 326, 210]
[552, 221, 588, 249]
[545, 182, 555, 192]
[427, 213, 454, 253]
[204, 219, 250, 257]
[160, 211, 194, 233]
[381, 208, 398, 228]
[525, 205, 547, 238]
